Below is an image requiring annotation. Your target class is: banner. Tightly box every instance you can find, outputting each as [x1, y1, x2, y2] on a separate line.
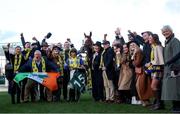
[14, 72, 60, 91]
[69, 70, 86, 92]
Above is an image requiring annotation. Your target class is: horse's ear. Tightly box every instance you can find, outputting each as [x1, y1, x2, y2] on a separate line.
[84, 33, 87, 38]
[89, 32, 92, 38]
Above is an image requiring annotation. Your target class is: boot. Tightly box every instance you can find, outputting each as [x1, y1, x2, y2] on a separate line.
[68, 89, 74, 102]
[71, 89, 75, 102]
[124, 90, 131, 104]
[172, 101, 180, 113]
[75, 89, 80, 102]
[152, 90, 164, 110]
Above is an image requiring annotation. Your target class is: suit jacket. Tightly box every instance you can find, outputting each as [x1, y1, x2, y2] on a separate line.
[102, 47, 115, 80]
[4, 51, 26, 71]
[92, 52, 102, 70]
[4, 50, 26, 80]
[142, 43, 151, 66]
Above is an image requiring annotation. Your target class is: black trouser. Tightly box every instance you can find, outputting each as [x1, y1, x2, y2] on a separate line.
[69, 88, 80, 102]
[8, 80, 21, 104]
[20, 78, 27, 101]
[173, 101, 180, 109]
[119, 90, 131, 104]
[114, 68, 120, 90]
[130, 70, 139, 98]
[91, 70, 104, 101]
[63, 69, 70, 100]
[53, 77, 63, 102]
[40, 84, 45, 101]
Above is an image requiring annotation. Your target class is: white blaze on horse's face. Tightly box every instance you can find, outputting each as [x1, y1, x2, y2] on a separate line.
[85, 37, 88, 41]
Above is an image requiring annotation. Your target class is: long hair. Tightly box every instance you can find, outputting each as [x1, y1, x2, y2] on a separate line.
[152, 34, 162, 46]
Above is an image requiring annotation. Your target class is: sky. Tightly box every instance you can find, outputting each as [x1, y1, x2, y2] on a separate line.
[0, 0, 180, 49]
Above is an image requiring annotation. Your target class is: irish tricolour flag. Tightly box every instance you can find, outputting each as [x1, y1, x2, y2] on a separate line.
[14, 72, 60, 91]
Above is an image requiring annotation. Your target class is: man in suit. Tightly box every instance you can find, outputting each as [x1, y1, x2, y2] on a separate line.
[101, 40, 115, 103]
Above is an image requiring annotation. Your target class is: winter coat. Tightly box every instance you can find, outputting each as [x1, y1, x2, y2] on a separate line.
[161, 36, 180, 100]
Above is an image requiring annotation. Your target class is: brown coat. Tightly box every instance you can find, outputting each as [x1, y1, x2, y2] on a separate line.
[118, 53, 132, 90]
[133, 49, 153, 100]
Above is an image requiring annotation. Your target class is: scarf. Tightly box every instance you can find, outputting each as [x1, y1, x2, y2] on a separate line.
[32, 57, 46, 72]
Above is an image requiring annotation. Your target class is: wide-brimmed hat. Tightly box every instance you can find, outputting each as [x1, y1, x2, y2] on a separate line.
[127, 40, 140, 48]
[141, 31, 153, 36]
[93, 41, 102, 47]
[52, 45, 61, 51]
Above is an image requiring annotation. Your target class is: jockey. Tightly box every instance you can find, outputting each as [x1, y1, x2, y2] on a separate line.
[65, 48, 85, 102]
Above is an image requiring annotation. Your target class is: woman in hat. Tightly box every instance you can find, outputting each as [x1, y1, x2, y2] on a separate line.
[91, 41, 104, 102]
[129, 41, 153, 106]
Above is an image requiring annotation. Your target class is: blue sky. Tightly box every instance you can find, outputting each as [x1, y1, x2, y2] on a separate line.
[0, 0, 179, 48]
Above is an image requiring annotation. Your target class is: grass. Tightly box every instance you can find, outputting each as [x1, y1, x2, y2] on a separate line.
[0, 92, 171, 113]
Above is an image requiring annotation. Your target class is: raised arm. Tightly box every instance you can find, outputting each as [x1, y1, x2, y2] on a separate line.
[20, 33, 26, 48]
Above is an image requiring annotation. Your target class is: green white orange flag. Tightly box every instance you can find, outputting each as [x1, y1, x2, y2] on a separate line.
[14, 72, 60, 91]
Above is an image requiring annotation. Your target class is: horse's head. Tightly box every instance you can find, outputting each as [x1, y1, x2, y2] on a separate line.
[79, 32, 94, 64]
[84, 32, 93, 47]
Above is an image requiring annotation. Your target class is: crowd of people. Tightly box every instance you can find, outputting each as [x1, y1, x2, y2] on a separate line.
[2, 25, 180, 113]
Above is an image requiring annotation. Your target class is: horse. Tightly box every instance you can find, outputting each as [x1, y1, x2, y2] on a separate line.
[79, 32, 94, 91]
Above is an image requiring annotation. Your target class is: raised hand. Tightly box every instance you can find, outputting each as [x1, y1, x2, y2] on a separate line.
[115, 27, 121, 35]
[32, 37, 37, 41]
[128, 30, 132, 34]
[104, 34, 107, 40]
[7, 43, 10, 48]
[20, 33, 23, 37]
